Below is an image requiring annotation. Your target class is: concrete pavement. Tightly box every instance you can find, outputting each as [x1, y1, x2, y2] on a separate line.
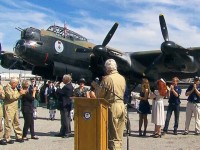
[0, 99, 200, 150]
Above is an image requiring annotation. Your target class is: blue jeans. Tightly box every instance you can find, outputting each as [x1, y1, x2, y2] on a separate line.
[163, 104, 180, 132]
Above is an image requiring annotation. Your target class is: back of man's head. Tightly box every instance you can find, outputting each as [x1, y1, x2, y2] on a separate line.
[105, 59, 117, 73]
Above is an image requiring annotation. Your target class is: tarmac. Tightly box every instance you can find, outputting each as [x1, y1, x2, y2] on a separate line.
[0, 91, 200, 150]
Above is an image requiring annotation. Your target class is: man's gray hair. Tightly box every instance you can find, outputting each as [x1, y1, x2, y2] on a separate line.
[105, 59, 117, 72]
[63, 74, 72, 82]
[10, 77, 19, 83]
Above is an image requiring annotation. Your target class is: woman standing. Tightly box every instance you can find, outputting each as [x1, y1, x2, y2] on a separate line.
[151, 79, 167, 138]
[21, 80, 39, 140]
[135, 78, 151, 136]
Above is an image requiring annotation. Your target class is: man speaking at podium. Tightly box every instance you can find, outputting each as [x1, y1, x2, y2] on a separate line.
[92, 59, 126, 150]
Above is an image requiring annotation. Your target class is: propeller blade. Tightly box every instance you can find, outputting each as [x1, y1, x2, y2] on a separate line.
[102, 22, 118, 47]
[159, 14, 169, 41]
[143, 54, 163, 76]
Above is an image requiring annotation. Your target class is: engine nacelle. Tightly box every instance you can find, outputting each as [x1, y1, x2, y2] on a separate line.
[163, 54, 197, 73]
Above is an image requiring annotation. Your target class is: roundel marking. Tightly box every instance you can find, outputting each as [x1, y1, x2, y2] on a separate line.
[55, 40, 64, 53]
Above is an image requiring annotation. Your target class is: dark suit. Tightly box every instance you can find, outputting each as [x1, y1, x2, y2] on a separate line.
[56, 83, 73, 135]
[21, 93, 35, 137]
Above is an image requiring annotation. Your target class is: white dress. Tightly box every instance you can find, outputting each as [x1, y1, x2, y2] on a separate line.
[151, 90, 165, 126]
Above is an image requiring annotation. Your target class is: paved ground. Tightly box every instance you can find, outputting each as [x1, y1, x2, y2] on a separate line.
[1, 94, 200, 150]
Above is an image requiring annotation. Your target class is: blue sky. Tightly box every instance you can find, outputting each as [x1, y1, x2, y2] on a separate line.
[1, 0, 200, 72]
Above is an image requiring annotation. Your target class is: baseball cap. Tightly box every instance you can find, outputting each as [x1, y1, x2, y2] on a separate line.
[79, 78, 86, 83]
[194, 76, 200, 81]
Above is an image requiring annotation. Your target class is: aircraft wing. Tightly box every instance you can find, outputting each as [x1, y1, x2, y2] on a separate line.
[188, 47, 200, 55]
[130, 50, 161, 67]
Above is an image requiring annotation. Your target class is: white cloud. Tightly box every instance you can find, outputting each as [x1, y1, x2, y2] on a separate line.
[1, 0, 200, 53]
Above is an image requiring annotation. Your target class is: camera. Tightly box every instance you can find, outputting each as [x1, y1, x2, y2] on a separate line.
[17, 84, 21, 92]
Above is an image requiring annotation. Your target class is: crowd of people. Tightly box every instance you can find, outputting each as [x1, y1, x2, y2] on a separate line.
[0, 58, 200, 150]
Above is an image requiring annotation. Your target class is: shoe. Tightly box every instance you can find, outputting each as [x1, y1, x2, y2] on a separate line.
[154, 133, 161, 138]
[195, 132, 199, 135]
[139, 130, 142, 136]
[0, 139, 7, 145]
[173, 131, 178, 135]
[22, 137, 29, 141]
[62, 135, 69, 138]
[31, 136, 39, 140]
[6, 140, 14, 144]
[16, 139, 24, 143]
[143, 131, 146, 136]
[54, 133, 64, 137]
[62, 133, 72, 138]
[182, 131, 188, 135]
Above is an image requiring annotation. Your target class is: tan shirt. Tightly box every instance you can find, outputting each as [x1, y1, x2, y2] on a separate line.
[96, 70, 126, 103]
[4, 83, 21, 109]
[0, 85, 5, 100]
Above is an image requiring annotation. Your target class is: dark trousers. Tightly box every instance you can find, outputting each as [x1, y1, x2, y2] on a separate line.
[163, 104, 180, 132]
[60, 108, 71, 135]
[22, 112, 35, 137]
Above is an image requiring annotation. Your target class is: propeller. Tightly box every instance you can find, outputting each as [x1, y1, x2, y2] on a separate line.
[75, 22, 119, 56]
[159, 14, 189, 54]
[92, 22, 119, 57]
[143, 14, 190, 76]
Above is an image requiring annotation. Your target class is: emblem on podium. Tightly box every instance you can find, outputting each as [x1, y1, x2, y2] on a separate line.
[84, 112, 91, 120]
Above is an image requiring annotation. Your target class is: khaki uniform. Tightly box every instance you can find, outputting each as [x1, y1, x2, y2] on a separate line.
[3, 83, 22, 141]
[95, 70, 126, 150]
[0, 85, 5, 139]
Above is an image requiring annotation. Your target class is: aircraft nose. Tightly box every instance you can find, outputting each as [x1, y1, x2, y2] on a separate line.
[14, 39, 26, 56]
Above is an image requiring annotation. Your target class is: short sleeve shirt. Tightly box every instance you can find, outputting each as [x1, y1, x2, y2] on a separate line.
[186, 84, 200, 103]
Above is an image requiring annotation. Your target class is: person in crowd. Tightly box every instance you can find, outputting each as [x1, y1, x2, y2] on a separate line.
[151, 78, 167, 138]
[39, 80, 48, 103]
[45, 80, 57, 120]
[183, 76, 200, 135]
[74, 78, 88, 97]
[3, 77, 24, 144]
[0, 84, 6, 145]
[135, 78, 151, 136]
[32, 86, 40, 120]
[124, 85, 131, 136]
[92, 59, 126, 150]
[28, 78, 39, 119]
[86, 84, 96, 98]
[21, 80, 39, 140]
[163, 77, 182, 135]
[17, 83, 22, 118]
[55, 74, 74, 138]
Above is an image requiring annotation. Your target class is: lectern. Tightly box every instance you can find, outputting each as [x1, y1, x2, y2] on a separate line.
[73, 97, 109, 150]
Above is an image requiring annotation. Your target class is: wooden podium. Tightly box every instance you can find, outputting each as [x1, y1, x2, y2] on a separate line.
[73, 97, 109, 150]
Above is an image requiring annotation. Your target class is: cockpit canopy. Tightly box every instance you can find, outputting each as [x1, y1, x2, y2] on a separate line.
[47, 25, 88, 41]
[21, 27, 41, 41]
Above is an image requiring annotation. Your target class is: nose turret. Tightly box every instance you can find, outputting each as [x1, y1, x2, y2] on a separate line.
[14, 39, 26, 56]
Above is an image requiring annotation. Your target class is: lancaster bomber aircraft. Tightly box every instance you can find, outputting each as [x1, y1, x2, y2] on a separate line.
[1, 14, 200, 85]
